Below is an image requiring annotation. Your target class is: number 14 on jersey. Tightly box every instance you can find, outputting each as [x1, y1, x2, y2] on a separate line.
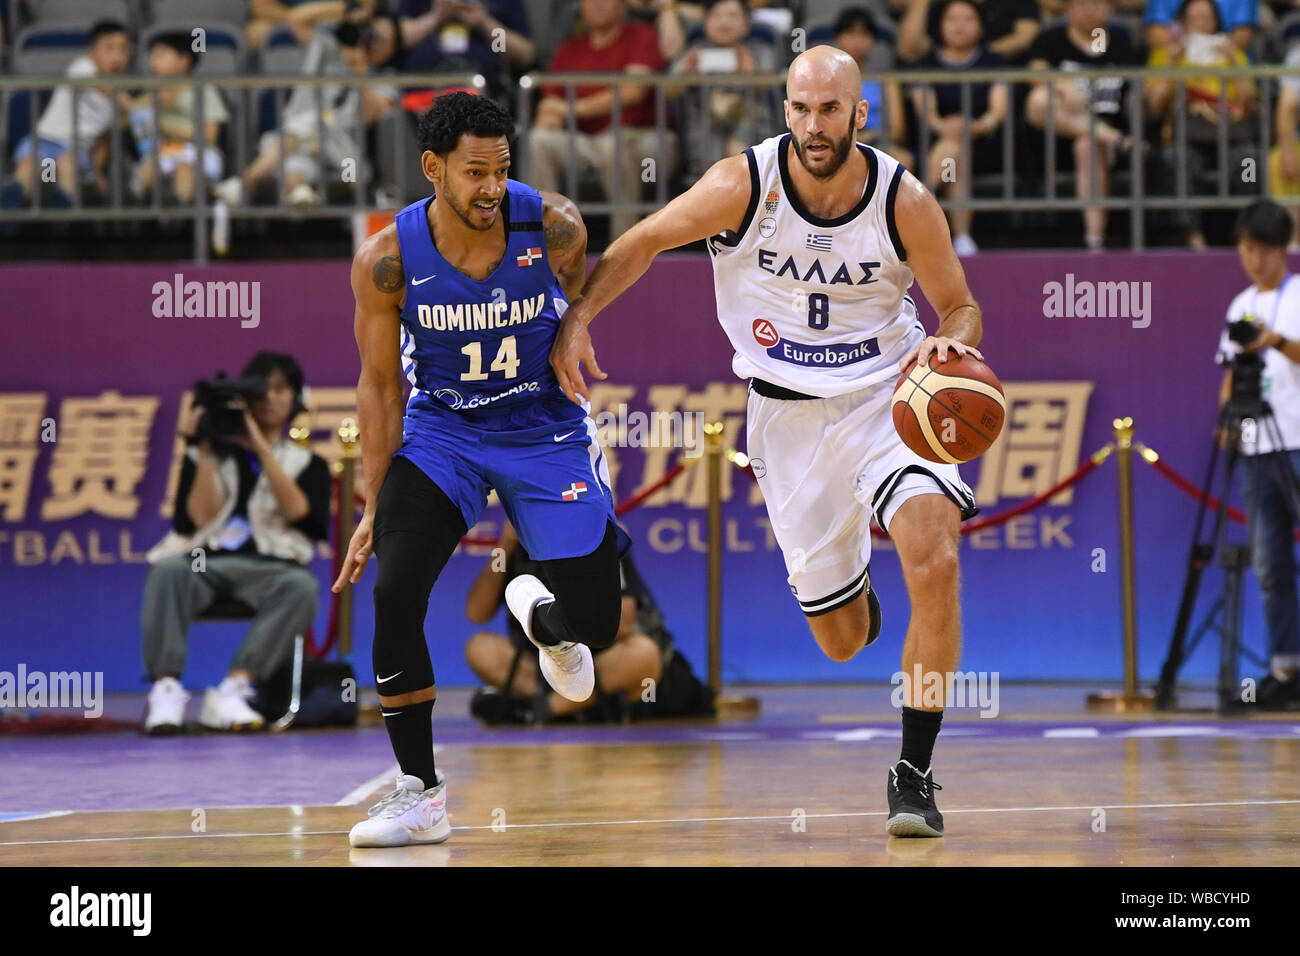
[461, 336, 520, 381]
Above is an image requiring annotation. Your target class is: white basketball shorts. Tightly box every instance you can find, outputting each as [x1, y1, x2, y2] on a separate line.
[745, 378, 977, 616]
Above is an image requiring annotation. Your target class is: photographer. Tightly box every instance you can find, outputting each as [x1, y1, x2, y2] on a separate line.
[141, 352, 332, 734]
[1216, 200, 1300, 710]
[464, 520, 714, 724]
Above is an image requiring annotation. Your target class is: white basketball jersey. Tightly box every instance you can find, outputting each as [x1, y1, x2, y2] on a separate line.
[706, 134, 923, 398]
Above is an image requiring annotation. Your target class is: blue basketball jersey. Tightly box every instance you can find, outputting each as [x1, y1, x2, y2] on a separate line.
[395, 181, 567, 422]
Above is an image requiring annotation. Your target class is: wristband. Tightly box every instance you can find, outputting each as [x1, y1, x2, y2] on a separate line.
[1276, 335, 1290, 352]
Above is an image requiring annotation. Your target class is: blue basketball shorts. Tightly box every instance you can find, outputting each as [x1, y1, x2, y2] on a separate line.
[394, 396, 618, 562]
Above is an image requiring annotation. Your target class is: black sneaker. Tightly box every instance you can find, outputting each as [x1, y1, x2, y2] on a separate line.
[470, 687, 510, 725]
[1256, 674, 1300, 710]
[469, 687, 536, 726]
[886, 760, 944, 837]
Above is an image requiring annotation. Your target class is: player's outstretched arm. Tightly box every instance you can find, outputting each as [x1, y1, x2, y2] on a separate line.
[539, 190, 590, 303]
[893, 170, 985, 371]
[334, 227, 406, 592]
[549, 153, 754, 403]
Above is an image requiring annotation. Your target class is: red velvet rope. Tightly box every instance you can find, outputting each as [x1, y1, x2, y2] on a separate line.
[1141, 451, 1300, 542]
[959, 456, 1104, 535]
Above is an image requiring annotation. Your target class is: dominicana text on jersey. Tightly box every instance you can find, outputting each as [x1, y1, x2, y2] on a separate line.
[395, 180, 569, 418]
[707, 133, 927, 399]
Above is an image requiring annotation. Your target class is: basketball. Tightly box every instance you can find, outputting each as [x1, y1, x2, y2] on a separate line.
[892, 353, 1007, 464]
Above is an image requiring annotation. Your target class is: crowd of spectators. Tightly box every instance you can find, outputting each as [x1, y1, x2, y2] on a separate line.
[2, 0, 1300, 249]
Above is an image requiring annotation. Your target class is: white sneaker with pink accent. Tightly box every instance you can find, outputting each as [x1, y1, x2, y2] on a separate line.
[348, 773, 449, 847]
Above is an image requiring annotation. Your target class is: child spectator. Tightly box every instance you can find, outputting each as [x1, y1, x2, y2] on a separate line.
[129, 32, 231, 205]
[2, 20, 131, 210]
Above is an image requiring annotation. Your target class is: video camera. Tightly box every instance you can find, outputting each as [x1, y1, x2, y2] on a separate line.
[192, 373, 267, 443]
[1219, 317, 1266, 419]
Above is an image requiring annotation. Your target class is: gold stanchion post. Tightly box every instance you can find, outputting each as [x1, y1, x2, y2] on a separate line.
[336, 417, 360, 660]
[704, 420, 759, 719]
[1088, 416, 1155, 713]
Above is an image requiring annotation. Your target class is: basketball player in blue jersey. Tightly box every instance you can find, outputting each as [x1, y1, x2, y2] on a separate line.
[334, 92, 624, 848]
[552, 46, 984, 838]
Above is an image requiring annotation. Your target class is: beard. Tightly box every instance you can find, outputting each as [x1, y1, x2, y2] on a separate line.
[444, 187, 496, 231]
[792, 122, 855, 180]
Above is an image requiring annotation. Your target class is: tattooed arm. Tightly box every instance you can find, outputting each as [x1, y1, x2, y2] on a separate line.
[539, 190, 590, 303]
[334, 225, 405, 590]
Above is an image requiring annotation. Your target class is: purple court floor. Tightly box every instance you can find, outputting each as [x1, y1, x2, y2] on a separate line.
[3, 684, 1299, 817]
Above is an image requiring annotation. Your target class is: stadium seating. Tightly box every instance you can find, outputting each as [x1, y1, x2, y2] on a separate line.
[28, 0, 133, 27]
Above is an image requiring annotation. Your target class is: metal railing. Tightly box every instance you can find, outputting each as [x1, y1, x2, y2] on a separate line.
[1, 64, 1297, 257]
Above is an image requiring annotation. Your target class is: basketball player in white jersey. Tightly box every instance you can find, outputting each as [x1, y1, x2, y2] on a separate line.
[551, 45, 984, 837]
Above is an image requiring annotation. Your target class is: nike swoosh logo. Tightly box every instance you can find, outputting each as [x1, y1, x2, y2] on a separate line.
[380, 711, 402, 717]
[376, 671, 403, 683]
[410, 275, 436, 286]
[554, 431, 576, 442]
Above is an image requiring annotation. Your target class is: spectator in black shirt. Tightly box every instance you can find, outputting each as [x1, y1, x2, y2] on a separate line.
[141, 352, 332, 735]
[899, 0, 1040, 63]
[911, 0, 1008, 254]
[1025, 0, 1142, 249]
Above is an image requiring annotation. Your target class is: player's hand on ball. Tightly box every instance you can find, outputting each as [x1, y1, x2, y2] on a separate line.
[333, 511, 374, 592]
[902, 335, 983, 372]
[550, 311, 606, 404]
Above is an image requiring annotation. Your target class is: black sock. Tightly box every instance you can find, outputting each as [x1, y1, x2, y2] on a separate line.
[381, 698, 438, 790]
[900, 707, 943, 772]
[530, 598, 568, 647]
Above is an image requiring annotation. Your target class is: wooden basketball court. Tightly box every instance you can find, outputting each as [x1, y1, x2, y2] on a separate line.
[2, 685, 1298, 866]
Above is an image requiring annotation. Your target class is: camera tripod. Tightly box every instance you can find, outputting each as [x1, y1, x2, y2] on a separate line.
[1156, 377, 1300, 712]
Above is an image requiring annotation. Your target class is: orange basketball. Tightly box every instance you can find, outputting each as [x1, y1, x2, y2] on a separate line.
[891, 352, 1006, 464]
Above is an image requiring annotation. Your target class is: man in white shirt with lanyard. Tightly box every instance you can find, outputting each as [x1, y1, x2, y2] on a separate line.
[1216, 200, 1300, 709]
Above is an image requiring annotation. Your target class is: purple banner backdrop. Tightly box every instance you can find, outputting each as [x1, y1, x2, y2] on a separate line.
[1, 251, 1291, 692]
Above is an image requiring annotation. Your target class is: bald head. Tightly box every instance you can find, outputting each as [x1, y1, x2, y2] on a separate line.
[784, 46, 867, 181]
[788, 46, 863, 105]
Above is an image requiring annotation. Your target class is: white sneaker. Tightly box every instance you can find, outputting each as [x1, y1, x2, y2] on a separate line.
[197, 675, 264, 732]
[287, 183, 319, 206]
[349, 773, 450, 847]
[505, 573, 595, 702]
[212, 175, 243, 206]
[144, 676, 189, 735]
[952, 233, 979, 257]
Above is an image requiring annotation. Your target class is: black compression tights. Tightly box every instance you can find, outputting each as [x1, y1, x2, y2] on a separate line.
[371, 456, 622, 783]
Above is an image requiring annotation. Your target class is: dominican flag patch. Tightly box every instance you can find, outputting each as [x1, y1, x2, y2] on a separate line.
[561, 482, 588, 501]
[517, 247, 543, 267]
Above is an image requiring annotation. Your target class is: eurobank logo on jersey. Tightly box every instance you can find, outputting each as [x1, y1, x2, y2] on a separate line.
[750, 319, 879, 367]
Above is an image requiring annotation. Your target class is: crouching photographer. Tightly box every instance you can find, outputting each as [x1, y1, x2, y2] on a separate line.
[1216, 201, 1300, 709]
[140, 352, 332, 734]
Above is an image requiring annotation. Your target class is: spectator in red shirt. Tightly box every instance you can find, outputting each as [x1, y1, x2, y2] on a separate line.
[527, 0, 678, 236]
